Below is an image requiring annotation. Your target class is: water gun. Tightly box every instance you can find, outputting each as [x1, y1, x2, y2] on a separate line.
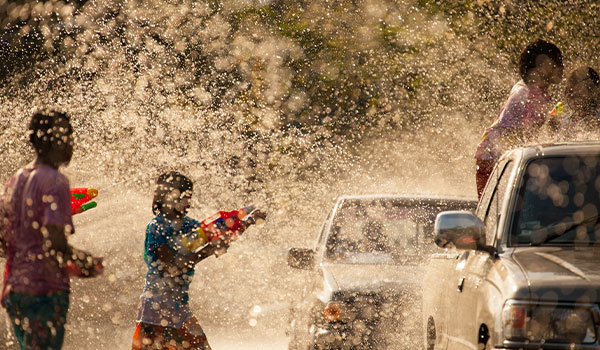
[70, 188, 98, 215]
[182, 205, 257, 253]
[549, 101, 564, 118]
[547, 101, 566, 133]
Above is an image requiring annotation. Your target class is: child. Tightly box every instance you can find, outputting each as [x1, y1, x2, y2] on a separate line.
[0, 110, 104, 350]
[555, 66, 600, 137]
[474, 39, 563, 198]
[132, 171, 265, 350]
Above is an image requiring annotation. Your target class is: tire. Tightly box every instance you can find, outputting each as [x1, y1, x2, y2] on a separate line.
[478, 324, 490, 350]
[426, 317, 436, 350]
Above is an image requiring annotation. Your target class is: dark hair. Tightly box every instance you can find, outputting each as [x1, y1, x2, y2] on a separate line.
[152, 171, 193, 216]
[519, 39, 563, 81]
[566, 66, 600, 91]
[28, 110, 72, 157]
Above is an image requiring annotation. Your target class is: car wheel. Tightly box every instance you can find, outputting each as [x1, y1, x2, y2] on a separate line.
[426, 317, 436, 350]
[478, 324, 490, 350]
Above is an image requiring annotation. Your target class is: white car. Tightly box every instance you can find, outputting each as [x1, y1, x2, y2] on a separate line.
[287, 194, 477, 350]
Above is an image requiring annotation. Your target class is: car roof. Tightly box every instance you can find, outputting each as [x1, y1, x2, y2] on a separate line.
[337, 194, 477, 204]
[510, 141, 600, 160]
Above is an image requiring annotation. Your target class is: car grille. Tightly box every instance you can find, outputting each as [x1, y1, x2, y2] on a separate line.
[336, 288, 422, 350]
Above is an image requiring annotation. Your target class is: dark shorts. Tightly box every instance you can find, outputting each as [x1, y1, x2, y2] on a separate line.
[4, 290, 69, 350]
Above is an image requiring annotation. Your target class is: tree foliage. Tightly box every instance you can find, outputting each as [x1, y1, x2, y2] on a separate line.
[0, 0, 598, 193]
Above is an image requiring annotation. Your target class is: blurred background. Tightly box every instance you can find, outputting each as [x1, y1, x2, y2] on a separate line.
[0, 0, 599, 348]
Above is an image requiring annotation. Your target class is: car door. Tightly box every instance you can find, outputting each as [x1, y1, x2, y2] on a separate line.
[424, 244, 459, 350]
[289, 207, 334, 350]
[425, 197, 483, 350]
[424, 201, 464, 350]
[448, 159, 515, 350]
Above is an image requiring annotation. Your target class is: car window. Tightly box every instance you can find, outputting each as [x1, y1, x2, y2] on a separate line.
[511, 156, 600, 246]
[484, 161, 514, 246]
[324, 199, 436, 264]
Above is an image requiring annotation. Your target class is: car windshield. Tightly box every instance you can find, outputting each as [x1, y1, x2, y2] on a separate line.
[324, 199, 439, 264]
[511, 155, 600, 246]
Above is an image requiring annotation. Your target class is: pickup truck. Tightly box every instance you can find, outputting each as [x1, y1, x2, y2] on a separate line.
[287, 194, 476, 350]
[423, 142, 600, 350]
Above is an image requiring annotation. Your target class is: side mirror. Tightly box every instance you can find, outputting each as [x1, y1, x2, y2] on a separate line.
[434, 211, 485, 250]
[287, 248, 315, 270]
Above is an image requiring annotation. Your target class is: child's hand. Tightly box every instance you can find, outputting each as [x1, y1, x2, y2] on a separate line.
[93, 257, 104, 276]
[198, 238, 229, 257]
[251, 210, 267, 221]
[212, 238, 229, 257]
[66, 253, 104, 278]
[245, 210, 266, 225]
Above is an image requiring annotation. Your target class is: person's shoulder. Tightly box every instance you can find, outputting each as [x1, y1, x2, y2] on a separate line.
[32, 166, 69, 187]
[148, 215, 166, 227]
[10, 166, 34, 182]
[32, 165, 60, 176]
[508, 80, 530, 99]
[4, 168, 25, 186]
[501, 80, 532, 113]
[182, 216, 200, 225]
[1, 172, 19, 196]
[6, 166, 67, 194]
[146, 216, 169, 237]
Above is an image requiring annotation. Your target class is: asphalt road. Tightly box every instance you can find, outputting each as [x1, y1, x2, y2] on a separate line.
[0, 184, 298, 350]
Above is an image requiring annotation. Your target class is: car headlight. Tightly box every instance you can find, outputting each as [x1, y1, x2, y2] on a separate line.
[322, 301, 343, 323]
[503, 301, 597, 344]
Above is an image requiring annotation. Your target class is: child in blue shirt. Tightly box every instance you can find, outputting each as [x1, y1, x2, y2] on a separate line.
[132, 171, 264, 350]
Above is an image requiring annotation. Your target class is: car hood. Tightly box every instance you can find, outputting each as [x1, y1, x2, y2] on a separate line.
[319, 262, 423, 296]
[512, 247, 600, 302]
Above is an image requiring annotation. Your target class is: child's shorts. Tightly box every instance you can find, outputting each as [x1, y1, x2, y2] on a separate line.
[132, 317, 211, 350]
[4, 290, 70, 350]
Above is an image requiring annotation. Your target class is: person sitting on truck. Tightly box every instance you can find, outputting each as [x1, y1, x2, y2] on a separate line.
[553, 66, 600, 138]
[474, 39, 564, 198]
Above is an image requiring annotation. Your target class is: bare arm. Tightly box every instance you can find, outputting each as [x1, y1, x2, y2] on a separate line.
[0, 227, 6, 259]
[44, 224, 73, 257]
[0, 199, 6, 257]
[0, 233, 5, 258]
[45, 224, 101, 276]
[154, 211, 266, 273]
[156, 239, 227, 274]
[236, 209, 267, 234]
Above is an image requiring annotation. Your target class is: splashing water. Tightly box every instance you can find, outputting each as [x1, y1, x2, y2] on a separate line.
[1, 1, 599, 349]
